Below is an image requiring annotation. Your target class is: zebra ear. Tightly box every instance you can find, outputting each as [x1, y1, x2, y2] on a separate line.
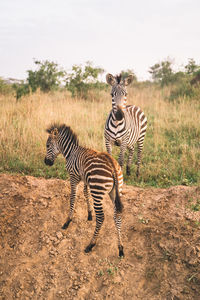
[106, 73, 116, 86]
[51, 128, 59, 139]
[123, 74, 134, 86]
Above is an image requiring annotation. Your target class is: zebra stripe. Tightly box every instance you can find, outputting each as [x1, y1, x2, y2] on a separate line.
[105, 73, 147, 177]
[44, 123, 124, 257]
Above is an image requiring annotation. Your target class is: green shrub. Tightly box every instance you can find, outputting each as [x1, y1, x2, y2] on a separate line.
[13, 59, 65, 100]
[27, 59, 65, 93]
[169, 80, 200, 101]
[149, 60, 175, 86]
[120, 69, 137, 81]
[0, 78, 14, 95]
[65, 61, 105, 99]
[185, 58, 200, 75]
[168, 59, 200, 101]
[13, 82, 30, 100]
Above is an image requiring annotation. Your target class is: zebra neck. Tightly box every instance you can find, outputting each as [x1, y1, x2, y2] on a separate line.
[111, 97, 127, 110]
[111, 110, 126, 125]
[58, 135, 79, 160]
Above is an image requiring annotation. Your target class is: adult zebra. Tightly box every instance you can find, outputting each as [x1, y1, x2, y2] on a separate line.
[44, 123, 124, 257]
[104, 73, 147, 177]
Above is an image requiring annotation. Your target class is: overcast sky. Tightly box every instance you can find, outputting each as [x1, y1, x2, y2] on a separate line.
[0, 0, 200, 81]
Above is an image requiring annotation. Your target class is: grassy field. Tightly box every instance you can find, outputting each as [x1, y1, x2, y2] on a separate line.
[0, 86, 199, 187]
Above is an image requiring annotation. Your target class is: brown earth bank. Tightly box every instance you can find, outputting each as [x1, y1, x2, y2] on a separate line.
[0, 173, 200, 300]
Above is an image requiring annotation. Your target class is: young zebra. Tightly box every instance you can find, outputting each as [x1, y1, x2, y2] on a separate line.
[44, 123, 124, 257]
[105, 73, 147, 177]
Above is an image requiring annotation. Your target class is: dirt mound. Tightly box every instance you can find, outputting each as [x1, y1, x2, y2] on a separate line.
[0, 174, 200, 299]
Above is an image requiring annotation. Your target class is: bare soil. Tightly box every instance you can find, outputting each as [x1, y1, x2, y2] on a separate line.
[0, 174, 200, 300]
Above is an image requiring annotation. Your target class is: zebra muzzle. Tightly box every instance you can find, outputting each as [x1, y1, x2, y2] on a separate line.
[115, 108, 124, 121]
[44, 157, 54, 166]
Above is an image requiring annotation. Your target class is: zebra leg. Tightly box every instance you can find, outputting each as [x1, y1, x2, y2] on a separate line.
[109, 189, 124, 257]
[105, 137, 112, 155]
[136, 139, 144, 177]
[118, 142, 127, 169]
[85, 196, 104, 253]
[126, 145, 135, 176]
[83, 184, 93, 221]
[62, 175, 80, 229]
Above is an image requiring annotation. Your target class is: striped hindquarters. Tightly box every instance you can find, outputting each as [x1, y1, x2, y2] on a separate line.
[84, 151, 123, 196]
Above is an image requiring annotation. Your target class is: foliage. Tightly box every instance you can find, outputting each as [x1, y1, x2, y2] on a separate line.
[149, 60, 175, 86]
[185, 58, 200, 75]
[0, 78, 14, 95]
[13, 59, 65, 100]
[120, 69, 137, 81]
[168, 59, 200, 101]
[13, 82, 30, 101]
[190, 69, 200, 85]
[148, 58, 200, 101]
[65, 61, 105, 99]
[169, 81, 200, 101]
[172, 71, 186, 84]
[27, 59, 65, 93]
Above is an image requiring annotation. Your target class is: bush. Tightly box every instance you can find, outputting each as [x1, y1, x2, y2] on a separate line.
[185, 58, 200, 75]
[190, 69, 200, 85]
[13, 59, 66, 100]
[149, 60, 175, 86]
[169, 80, 200, 101]
[0, 78, 14, 95]
[167, 59, 200, 101]
[27, 59, 65, 93]
[13, 82, 30, 101]
[65, 62, 105, 99]
[120, 69, 137, 81]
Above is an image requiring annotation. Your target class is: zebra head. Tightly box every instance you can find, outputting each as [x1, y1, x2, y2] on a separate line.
[106, 73, 134, 121]
[44, 126, 61, 166]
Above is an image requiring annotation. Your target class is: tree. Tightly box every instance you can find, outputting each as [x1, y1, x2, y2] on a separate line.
[27, 59, 65, 93]
[120, 69, 137, 82]
[13, 82, 30, 100]
[185, 58, 200, 75]
[13, 59, 65, 100]
[65, 62, 105, 98]
[149, 60, 174, 86]
[168, 58, 200, 101]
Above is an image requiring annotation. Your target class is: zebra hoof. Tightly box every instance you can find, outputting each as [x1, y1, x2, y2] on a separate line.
[88, 211, 92, 221]
[84, 243, 96, 253]
[126, 166, 131, 176]
[136, 170, 140, 177]
[119, 245, 124, 258]
[62, 219, 72, 229]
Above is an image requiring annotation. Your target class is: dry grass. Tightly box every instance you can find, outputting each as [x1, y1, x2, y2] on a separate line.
[0, 86, 199, 186]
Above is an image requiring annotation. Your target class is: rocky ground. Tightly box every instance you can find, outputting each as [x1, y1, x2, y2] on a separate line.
[0, 174, 200, 299]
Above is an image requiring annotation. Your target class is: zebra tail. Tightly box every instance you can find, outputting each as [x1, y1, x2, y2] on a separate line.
[115, 180, 123, 213]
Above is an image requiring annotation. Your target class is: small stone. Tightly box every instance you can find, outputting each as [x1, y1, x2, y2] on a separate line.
[45, 238, 50, 244]
[56, 231, 63, 239]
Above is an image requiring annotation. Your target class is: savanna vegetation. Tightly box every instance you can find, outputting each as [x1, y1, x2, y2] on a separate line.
[0, 59, 199, 187]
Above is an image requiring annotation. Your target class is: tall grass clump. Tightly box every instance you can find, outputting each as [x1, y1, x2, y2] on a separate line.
[0, 85, 199, 187]
[169, 80, 200, 102]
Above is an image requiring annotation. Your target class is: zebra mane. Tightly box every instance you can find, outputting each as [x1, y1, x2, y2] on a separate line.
[46, 123, 79, 144]
[115, 74, 122, 84]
